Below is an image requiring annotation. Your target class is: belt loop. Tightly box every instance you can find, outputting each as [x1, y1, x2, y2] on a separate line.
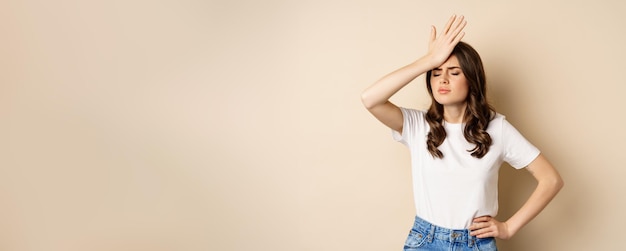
[467, 229, 475, 248]
[427, 224, 435, 243]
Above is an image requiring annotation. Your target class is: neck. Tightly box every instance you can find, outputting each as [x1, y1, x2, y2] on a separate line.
[443, 103, 467, 124]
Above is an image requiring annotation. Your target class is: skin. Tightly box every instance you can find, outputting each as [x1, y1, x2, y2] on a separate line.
[430, 55, 469, 123]
[361, 15, 564, 240]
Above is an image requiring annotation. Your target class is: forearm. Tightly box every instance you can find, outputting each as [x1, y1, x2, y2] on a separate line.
[361, 56, 435, 109]
[362, 15, 466, 109]
[505, 173, 564, 236]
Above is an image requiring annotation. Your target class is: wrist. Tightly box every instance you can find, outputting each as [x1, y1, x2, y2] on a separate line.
[504, 220, 520, 237]
[414, 55, 438, 71]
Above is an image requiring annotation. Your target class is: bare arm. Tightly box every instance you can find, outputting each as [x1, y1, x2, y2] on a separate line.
[360, 15, 466, 133]
[360, 58, 436, 132]
[470, 154, 564, 239]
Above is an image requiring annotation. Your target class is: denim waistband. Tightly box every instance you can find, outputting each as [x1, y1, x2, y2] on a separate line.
[411, 215, 477, 246]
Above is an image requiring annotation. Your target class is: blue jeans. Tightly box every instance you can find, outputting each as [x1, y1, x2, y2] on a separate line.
[403, 216, 497, 251]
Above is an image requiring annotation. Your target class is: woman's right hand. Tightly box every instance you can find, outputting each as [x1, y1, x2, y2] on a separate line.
[361, 15, 467, 133]
[427, 15, 467, 68]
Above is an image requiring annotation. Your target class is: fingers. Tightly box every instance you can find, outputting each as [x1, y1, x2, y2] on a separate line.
[425, 15, 467, 67]
[469, 217, 511, 239]
[447, 16, 466, 43]
[468, 222, 487, 230]
[469, 221, 496, 238]
[472, 216, 491, 223]
[434, 15, 466, 44]
[452, 31, 465, 45]
[450, 17, 467, 43]
[473, 228, 496, 238]
[469, 216, 494, 237]
[442, 15, 456, 34]
[443, 15, 465, 34]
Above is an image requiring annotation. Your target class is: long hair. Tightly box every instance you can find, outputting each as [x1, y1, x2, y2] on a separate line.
[425, 42, 495, 159]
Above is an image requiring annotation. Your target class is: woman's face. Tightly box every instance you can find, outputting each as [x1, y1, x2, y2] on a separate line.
[430, 55, 469, 107]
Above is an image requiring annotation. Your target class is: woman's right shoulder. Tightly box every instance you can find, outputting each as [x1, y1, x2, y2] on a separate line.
[400, 107, 427, 117]
[392, 107, 429, 142]
[399, 107, 428, 126]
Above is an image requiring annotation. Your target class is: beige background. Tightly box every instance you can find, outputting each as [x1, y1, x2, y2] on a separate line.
[1, 0, 625, 250]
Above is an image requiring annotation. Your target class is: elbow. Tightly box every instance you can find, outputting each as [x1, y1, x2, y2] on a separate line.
[548, 175, 565, 193]
[537, 172, 564, 195]
[555, 176, 565, 192]
[361, 89, 386, 110]
[361, 91, 375, 110]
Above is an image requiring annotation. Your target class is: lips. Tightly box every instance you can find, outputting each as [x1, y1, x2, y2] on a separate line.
[438, 88, 450, 94]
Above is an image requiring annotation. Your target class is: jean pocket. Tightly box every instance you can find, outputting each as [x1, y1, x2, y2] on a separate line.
[403, 229, 427, 250]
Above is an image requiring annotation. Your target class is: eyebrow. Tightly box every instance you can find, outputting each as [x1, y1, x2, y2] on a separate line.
[433, 66, 461, 71]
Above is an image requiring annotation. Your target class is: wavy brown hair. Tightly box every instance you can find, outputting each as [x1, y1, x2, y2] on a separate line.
[425, 41, 495, 159]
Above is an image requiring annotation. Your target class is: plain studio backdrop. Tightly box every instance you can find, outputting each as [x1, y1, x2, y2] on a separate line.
[1, 0, 625, 250]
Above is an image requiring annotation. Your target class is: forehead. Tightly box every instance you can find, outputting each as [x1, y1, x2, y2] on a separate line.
[434, 55, 460, 70]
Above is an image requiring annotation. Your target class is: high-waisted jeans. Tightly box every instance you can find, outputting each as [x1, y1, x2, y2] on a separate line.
[403, 216, 497, 251]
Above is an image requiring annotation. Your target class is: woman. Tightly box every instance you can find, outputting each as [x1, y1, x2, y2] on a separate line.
[361, 15, 563, 251]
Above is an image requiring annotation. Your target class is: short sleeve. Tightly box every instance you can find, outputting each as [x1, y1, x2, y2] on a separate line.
[391, 108, 426, 147]
[502, 119, 541, 169]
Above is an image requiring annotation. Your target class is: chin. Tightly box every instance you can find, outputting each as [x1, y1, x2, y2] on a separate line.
[434, 99, 465, 107]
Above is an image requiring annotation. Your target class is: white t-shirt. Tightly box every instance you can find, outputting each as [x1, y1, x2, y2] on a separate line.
[392, 107, 540, 229]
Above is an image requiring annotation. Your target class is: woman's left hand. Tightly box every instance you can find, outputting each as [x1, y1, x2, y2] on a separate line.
[469, 216, 513, 240]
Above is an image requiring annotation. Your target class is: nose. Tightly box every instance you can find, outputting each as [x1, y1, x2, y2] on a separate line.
[439, 77, 449, 84]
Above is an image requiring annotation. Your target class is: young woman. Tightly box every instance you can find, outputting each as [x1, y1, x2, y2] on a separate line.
[361, 15, 563, 251]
